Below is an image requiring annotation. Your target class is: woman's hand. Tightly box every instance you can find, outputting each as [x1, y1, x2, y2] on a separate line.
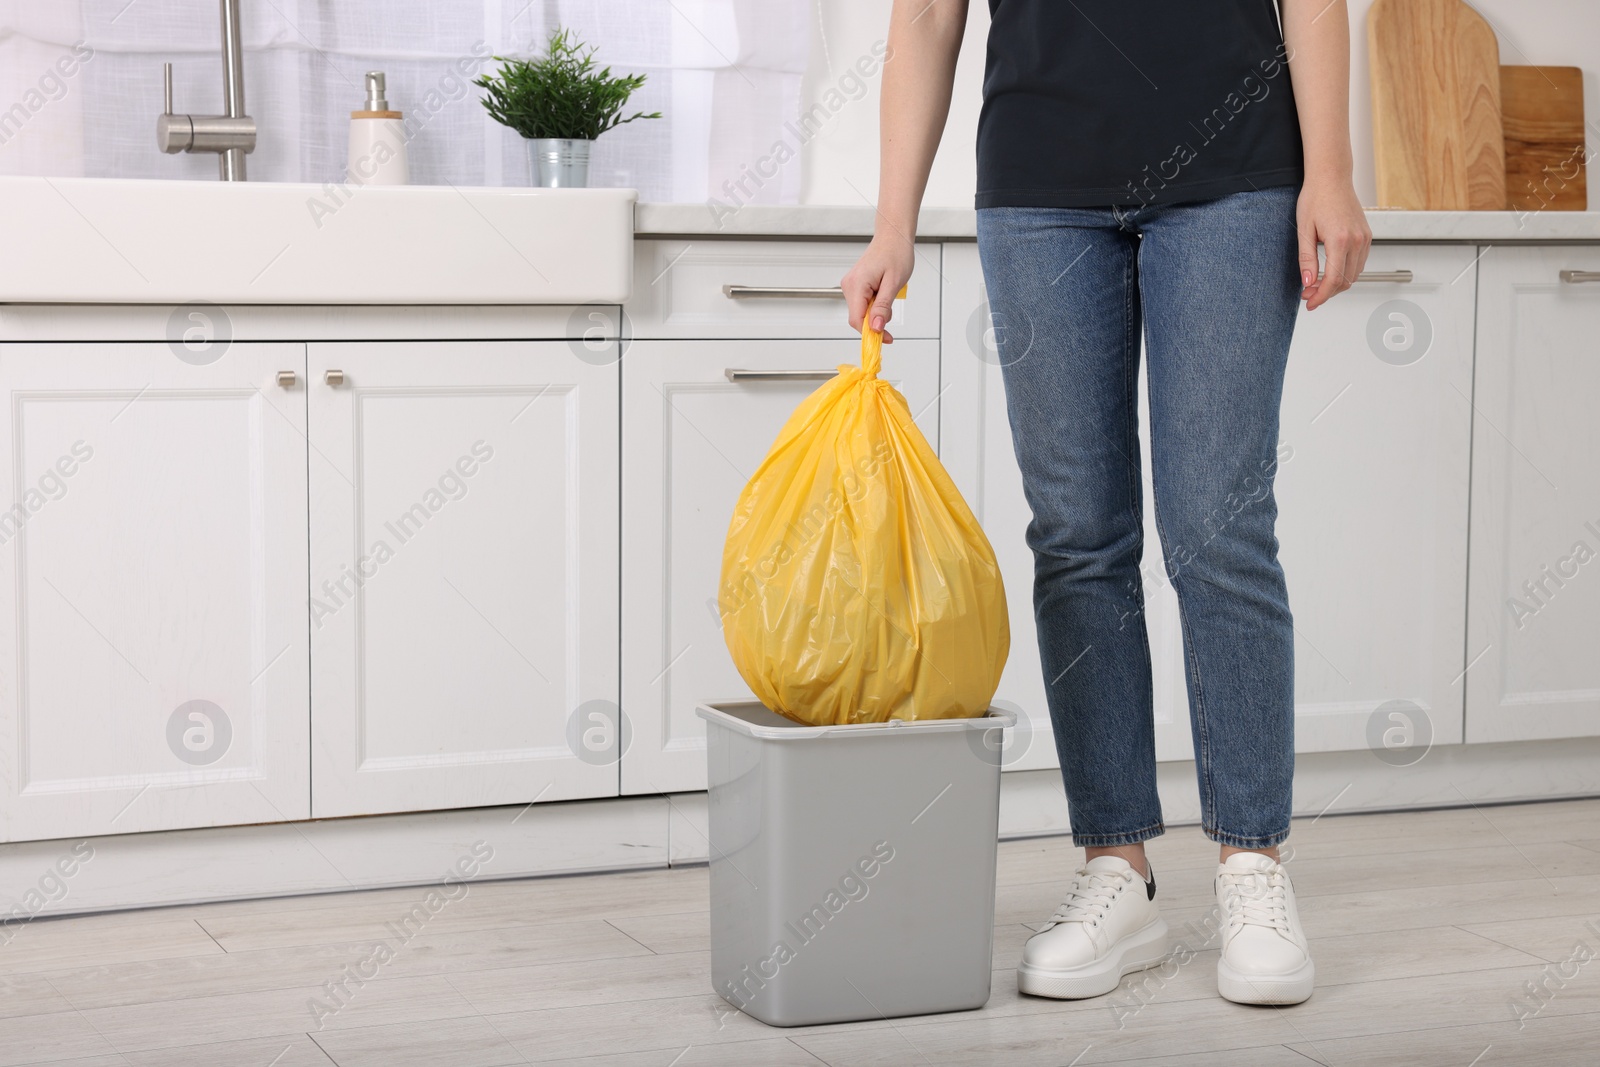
[841, 0, 967, 340]
[1282, 0, 1368, 311]
[841, 235, 915, 342]
[1296, 177, 1372, 311]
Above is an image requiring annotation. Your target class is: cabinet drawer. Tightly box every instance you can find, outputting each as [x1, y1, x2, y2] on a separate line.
[628, 239, 940, 339]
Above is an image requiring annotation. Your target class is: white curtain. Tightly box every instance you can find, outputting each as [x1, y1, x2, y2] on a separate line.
[0, 0, 807, 202]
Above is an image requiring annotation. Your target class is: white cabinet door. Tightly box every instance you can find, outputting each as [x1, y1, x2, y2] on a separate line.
[939, 243, 1189, 769]
[621, 338, 942, 794]
[0, 342, 310, 843]
[1274, 245, 1476, 755]
[308, 341, 618, 816]
[1466, 246, 1600, 742]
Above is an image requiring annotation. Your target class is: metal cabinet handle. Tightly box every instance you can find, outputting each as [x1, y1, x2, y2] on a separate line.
[324, 369, 345, 386]
[276, 370, 296, 388]
[724, 368, 837, 382]
[1560, 270, 1600, 284]
[1354, 270, 1413, 283]
[722, 285, 845, 299]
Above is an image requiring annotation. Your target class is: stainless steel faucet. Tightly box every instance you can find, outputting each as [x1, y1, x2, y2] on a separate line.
[157, 0, 256, 180]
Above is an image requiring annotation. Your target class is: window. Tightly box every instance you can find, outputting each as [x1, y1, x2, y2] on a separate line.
[0, 0, 807, 202]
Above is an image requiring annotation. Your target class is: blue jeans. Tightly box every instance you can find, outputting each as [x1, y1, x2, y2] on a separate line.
[977, 186, 1301, 850]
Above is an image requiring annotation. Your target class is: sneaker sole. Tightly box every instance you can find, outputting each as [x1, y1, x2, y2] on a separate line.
[1016, 917, 1170, 1000]
[1216, 957, 1315, 1006]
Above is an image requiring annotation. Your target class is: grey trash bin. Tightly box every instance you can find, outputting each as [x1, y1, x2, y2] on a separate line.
[697, 701, 1015, 1027]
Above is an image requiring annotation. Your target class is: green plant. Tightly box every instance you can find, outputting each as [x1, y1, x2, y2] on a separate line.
[474, 28, 661, 141]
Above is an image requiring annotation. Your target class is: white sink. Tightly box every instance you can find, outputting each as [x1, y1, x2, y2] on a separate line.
[0, 177, 635, 305]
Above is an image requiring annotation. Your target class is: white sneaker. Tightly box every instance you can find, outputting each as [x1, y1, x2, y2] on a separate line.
[1214, 852, 1315, 1005]
[1016, 856, 1169, 999]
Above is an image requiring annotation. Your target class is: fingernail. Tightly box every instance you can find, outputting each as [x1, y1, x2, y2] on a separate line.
[871, 316, 883, 330]
[1302, 270, 1313, 287]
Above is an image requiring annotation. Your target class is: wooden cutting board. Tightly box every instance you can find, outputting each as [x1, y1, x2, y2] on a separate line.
[1501, 65, 1587, 211]
[1369, 0, 1506, 210]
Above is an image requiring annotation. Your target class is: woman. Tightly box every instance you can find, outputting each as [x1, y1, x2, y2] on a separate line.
[842, 0, 1370, 1007]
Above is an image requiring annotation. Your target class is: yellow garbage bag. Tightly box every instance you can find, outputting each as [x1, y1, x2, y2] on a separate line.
[719, 324, 1009, 726]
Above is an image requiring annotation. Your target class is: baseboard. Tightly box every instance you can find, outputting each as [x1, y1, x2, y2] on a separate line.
[996, 734, 1600, 843]
[5, 736, 1599, 920]
[0, 796, 672, 923]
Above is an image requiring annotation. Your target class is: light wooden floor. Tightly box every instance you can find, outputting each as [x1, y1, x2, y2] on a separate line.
[2, 797, 1599, 1066]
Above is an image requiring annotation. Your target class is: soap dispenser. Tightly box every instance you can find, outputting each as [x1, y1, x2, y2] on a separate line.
[347, 71, 409, 185]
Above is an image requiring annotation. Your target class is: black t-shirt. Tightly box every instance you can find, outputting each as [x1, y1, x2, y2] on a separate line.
[976, 0, 1305, 208]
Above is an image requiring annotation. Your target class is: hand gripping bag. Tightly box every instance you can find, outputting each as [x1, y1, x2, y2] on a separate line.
[718, 325, 1009, 726]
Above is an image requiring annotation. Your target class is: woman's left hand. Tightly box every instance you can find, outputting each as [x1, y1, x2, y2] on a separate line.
[1296, 179, 1372, 311]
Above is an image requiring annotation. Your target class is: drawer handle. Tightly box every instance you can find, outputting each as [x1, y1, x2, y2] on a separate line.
[724, 368, 838, 382]
[324, 369, 346, 386]
[1560, 270, 1600, 284]
[1354, 270, 1413, 283]
[722, 285, 845, 299]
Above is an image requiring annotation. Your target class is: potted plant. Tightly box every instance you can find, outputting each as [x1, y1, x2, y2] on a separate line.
[475, 28, 661, 188]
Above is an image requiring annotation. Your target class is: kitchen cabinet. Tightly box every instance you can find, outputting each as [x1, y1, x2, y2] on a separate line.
[307, 341, 619, 816]
[0, 228, 1591, 857]
[1466, 246, 1600, 743]
[941, 242, 1477, 765]
[620, 336, 942, 794]
[1270, 244, 1477, 756]
[0, 341, 310, 842]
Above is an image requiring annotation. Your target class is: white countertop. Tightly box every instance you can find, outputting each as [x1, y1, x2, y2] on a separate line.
[635, 203, 980, 239]
[1361, 209, 1600, 242]
[6, 177, 1594, 308]
[635, 202, 1600, 242]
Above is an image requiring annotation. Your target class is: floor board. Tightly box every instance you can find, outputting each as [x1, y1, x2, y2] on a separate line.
[5, 797, 1599, 1066]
